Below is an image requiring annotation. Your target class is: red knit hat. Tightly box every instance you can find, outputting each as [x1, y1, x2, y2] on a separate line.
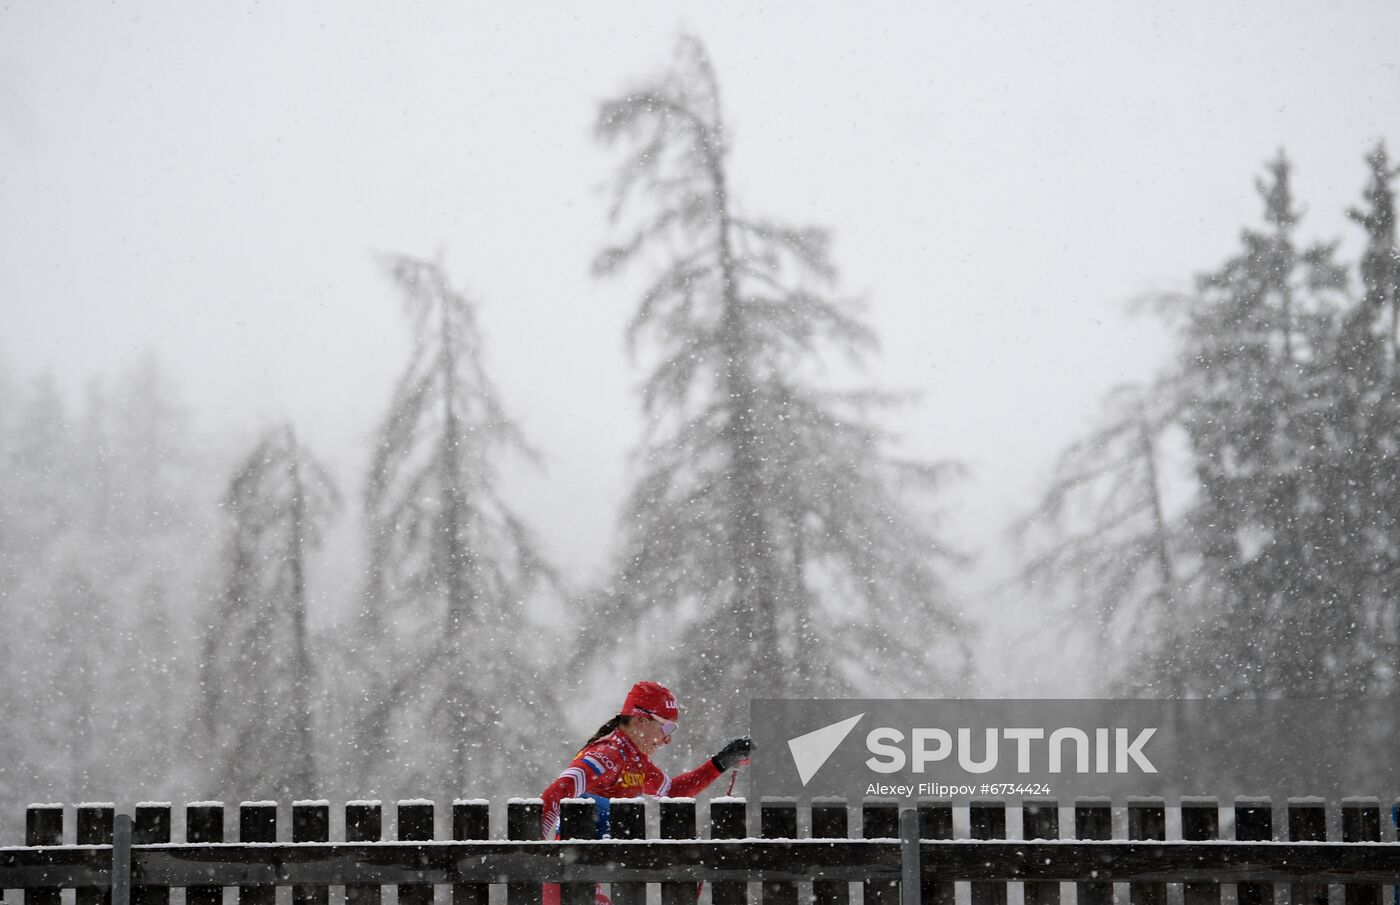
[620, 681, 679, 722]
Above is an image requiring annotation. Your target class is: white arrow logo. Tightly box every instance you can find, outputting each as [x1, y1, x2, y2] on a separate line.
[787, 713, 865, 786]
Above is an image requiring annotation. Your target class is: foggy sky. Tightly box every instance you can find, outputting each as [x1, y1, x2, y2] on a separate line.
[3, 2, 1398, 682]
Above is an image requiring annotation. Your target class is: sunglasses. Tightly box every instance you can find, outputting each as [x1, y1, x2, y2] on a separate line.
[638, 709, 679, 737]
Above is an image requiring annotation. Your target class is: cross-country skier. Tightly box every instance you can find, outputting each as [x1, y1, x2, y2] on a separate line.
[539, 680, 752, 905]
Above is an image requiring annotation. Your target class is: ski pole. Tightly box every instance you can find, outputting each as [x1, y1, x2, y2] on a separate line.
[724, 754, 750, 796]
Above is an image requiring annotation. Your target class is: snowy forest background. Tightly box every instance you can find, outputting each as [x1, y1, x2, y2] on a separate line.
[4, 5, 1400, 838]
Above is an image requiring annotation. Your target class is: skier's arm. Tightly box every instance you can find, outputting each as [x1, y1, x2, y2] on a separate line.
[541, 751, 617, 839]
[659, 736, 754, 798]
[540, 773, 580, 839]
[653, 759, 722, 798]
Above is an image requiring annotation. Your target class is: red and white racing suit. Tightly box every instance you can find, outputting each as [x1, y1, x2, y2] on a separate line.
[540, 727, 722, 839]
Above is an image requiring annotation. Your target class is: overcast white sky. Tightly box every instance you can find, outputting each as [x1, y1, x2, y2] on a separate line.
[3, 3, 1399, 670]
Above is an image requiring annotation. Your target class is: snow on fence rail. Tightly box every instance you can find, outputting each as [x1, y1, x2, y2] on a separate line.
[2, 797, 1400, 905]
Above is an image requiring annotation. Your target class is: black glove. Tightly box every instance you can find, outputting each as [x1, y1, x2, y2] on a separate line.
[711, 736, 754, 772]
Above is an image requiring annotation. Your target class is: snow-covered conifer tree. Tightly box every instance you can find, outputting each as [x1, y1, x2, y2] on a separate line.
[350, 254, 558, 795]
[202, 424, 338, 798]
[586, 36, 967, 730]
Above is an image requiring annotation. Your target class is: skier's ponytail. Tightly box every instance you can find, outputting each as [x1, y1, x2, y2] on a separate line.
[584, 715, 633, 747]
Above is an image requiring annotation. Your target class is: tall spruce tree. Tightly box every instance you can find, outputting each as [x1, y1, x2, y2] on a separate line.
[586, 35, 966, 730]
[1335, 144, 1400, 694]
[1176, 153, 1352, 696]
[351, 253, 558, 795]
[201, 423, 338, 799]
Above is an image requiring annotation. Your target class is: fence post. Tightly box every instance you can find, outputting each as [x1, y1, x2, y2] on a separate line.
[970, 801, 1007, 905]
[134, 804, 171, 905]
[345, 801, 383, 905]
[453, 800, 490, 905]
[1234, 797, 1273, 905]
[1288, 799, 1327, 905]
[811, 799, 850, 905]
[919, 801, 954, 905]
[397, 800, 435, 905]
[237, 803, 275, 905]
[293, 801, 330, 905]
[710, 798, 747, 905]
[862, 800, 900, 905]
[560, 799, 597, 905]
[611, 799, 648, 905]
[1074, 798, 1112, 905]
[507, 799, 543, 905]
[1127, 798, 1166, 905]
[1022, 800, 1059, 905]
[112, 814, 132, 905]
[184, 803, 224, 905]
[760, 799, 798, 905]
[899, 808, 920, 905]
[25, 804, 63, 905]
[660, 799, 698, 905]
[77, 804, 114, 905]
[1342, 798, 1381, 905]
[1180, 798, 1220, 905]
